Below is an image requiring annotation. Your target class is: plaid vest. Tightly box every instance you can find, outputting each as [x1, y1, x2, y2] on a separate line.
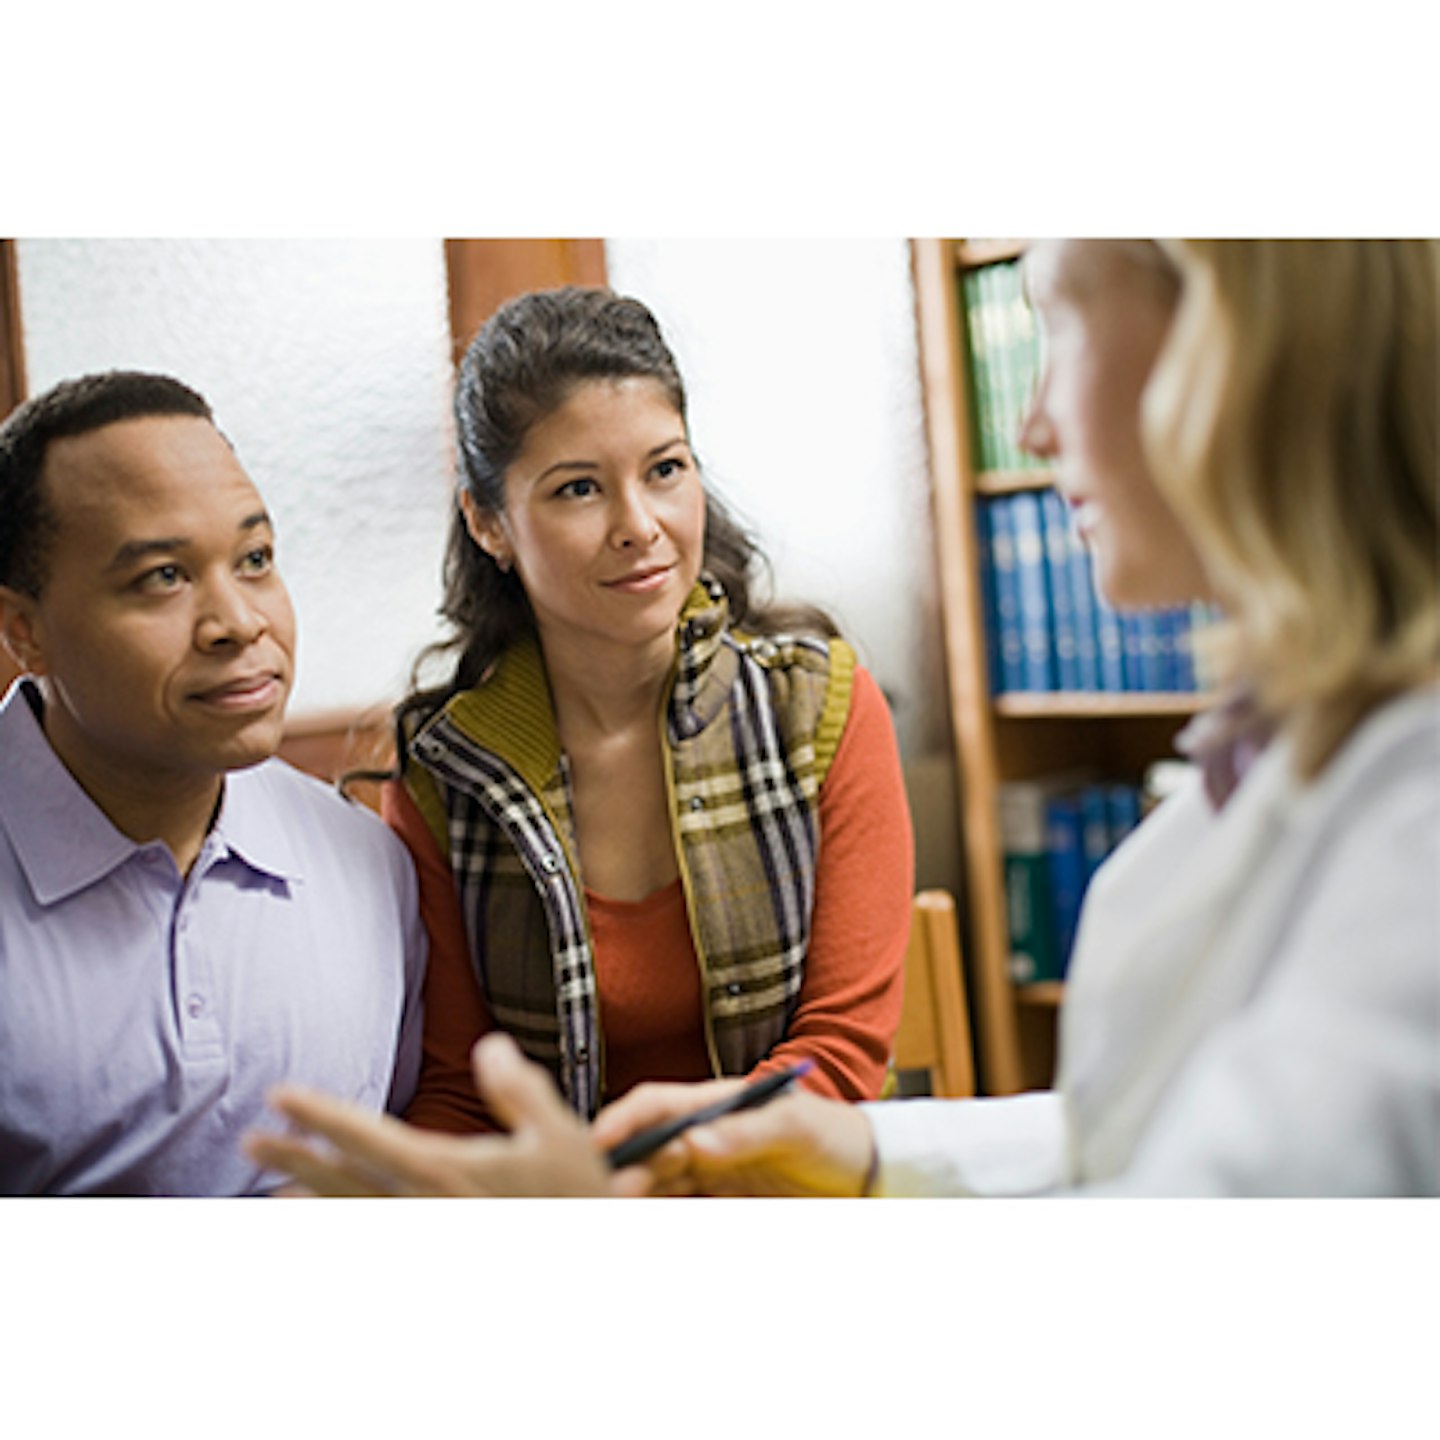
[403, 581, 855, 1118]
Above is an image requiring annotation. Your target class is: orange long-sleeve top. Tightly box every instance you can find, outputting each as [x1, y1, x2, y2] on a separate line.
[388, 665, 912, 1132]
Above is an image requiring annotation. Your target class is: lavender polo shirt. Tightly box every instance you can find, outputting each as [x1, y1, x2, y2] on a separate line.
[0, 680, 425, 1196]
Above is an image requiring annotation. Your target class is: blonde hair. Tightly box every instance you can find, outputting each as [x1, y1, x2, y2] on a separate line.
[1142, 239, 1439, 778]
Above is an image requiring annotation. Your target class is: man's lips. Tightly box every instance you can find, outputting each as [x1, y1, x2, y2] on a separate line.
[190, 673, 285, 711]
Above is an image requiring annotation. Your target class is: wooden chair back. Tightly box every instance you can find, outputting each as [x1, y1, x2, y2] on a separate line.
[893, 889, 977, 1098]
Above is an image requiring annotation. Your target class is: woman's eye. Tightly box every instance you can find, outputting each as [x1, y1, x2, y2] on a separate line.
[557, 477, 599, 499]
[652, 456, 687, 481]
[238, 545, 274, 576]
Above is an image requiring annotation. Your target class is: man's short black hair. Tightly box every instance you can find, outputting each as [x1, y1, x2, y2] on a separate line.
[0, 370, 214, 597]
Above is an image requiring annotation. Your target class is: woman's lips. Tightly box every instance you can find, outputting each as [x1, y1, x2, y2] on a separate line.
[603, 564, 672, 594]
[1065, 495, 1100, 538]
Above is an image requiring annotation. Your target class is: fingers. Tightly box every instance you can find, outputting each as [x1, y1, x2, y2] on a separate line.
[590, 1078, 744, 1151]
[682, 1093, 876, 1197]
[261, 1085, 432, 1177]
[682, 1104, 790, 1165]
[248, 1085, 463, 1196]
[244, 1130, 392, 1198]
[470, 1032, 579, 1139]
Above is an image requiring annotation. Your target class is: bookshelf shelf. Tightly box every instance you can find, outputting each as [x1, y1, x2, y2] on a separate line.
[1015, 982, 1065, 1008]
[912, 237, 1208, 1096]
[956, 239, 1027, 268]
[975, 469, 1054, 496]
[995, 693, 1207, 720]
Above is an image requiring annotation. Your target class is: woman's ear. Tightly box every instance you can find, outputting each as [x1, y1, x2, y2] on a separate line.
[459, 490, 513, 573]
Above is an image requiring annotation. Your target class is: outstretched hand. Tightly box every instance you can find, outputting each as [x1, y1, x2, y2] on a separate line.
[244, 1033, 647, 1197]
[594, 1079, 878, 1197]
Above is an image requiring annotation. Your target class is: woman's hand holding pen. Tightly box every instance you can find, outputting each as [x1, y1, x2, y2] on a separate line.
[592, 1081, 878, 1197]
[245, 1033, 644, 1198]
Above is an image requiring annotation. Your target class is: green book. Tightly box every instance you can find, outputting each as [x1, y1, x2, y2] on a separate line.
[983, 262, 1015, 473]
[961, 269, 997, 472]
[998, 779, 1063, 984]
[1007, 261, 1044, 471]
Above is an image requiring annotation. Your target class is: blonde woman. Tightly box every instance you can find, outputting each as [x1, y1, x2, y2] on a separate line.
[248, 240, 1438, 1197]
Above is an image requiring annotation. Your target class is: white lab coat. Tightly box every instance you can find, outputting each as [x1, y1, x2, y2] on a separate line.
[867, 688, 1440, 1196]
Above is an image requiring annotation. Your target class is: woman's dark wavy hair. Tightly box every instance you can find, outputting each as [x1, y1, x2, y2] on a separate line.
[391, 286, 835, 765]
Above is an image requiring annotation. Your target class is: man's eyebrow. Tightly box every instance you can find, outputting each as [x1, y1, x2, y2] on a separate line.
[106, 535, 188, 571]
[106, 511, 273, 571]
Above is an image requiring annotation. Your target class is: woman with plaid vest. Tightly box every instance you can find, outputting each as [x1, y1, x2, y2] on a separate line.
[380, 287, 912, 1128]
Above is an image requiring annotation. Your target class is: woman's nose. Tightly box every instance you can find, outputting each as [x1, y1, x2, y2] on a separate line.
[1018, 380, 1056, 461]
[610, 482, 661, 548]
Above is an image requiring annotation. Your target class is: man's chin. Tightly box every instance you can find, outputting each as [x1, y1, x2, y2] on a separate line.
[208, 714, 288, 774]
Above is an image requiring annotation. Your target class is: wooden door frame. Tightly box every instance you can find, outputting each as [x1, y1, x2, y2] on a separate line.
[1, 239, 25, 420]
[444, 238, 607, 368]
[0, 240, 25, 692]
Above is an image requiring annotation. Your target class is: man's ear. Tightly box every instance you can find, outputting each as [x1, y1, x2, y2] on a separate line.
[0, 586, 46, 675]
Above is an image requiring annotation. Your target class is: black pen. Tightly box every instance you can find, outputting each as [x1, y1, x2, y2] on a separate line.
[605, 1060, 813, 1170]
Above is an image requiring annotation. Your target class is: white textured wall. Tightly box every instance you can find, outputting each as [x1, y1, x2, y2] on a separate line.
[604, 239, 948, 759]
[15, 238, 949, 774]
[16, 238, 457, 715]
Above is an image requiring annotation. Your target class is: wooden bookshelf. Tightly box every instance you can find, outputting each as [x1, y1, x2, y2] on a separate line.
[910, 238, 1203, 1095]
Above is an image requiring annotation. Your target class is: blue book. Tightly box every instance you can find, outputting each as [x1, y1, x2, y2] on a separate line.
[1009, 491, 1055, 692]
[1044, 791, 1086, 976]
[985, 498, 1026, 693]
[1139, 612, 1168, 691]
[1105, 783, 1142, 847]
[1119, 614, 1149, 692]
[1063, 509, 1102, 690]
[974, 500, 1001, 694]
[1162, 608, 1189, 691]
[1040, 488, 1080, 691]
[1172, 609, 1197, 692]
[1094, 600, 1126, 691]
[1079, 783, 1112, 887]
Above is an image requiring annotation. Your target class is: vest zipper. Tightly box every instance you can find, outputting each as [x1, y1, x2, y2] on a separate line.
[657, 690, 723, 1078]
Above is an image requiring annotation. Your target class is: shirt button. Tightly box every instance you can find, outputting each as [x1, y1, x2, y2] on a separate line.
[186, 995, 205, 1019]
[539, 852, 559, 873]
[726, 982, 743, 997]
[575, 1044, 590, 1063]
[688, 796, 705, 812]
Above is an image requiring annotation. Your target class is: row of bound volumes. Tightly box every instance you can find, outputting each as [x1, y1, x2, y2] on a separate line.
[999, 773, 1144, 984]
[979, 488, 1222, 695]
[961, 258, 1045, 475]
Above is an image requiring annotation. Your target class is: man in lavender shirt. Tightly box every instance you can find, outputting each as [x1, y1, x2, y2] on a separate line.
[0, 371, 425, 1195]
